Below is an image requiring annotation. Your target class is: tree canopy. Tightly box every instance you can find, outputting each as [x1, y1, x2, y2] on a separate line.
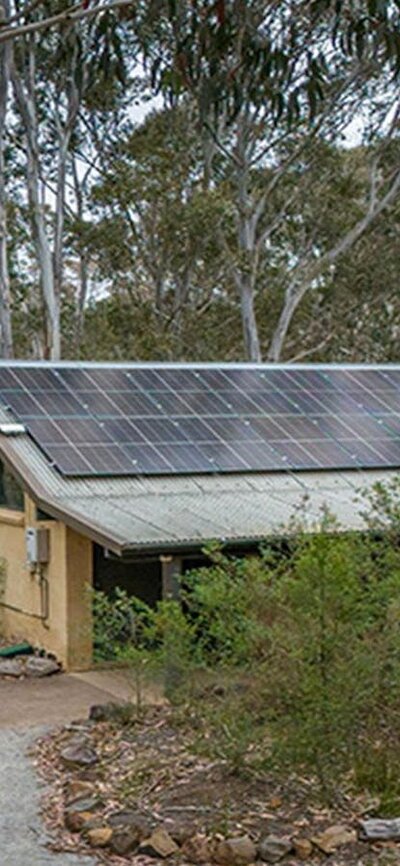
[0, 0, 399, 360]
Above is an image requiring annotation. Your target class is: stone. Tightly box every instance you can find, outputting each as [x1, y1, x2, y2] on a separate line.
[0, 658, 25, 677]
[60, 743, 98, 768]
[139, 828, 180, 858]
[358, 818, 400, 841]
[89, 701, 133, 723]
[214, 835, 257, 865]
[312, 825, 356, 854]
[65, 796, 101, 814]
[181, 833, 214, 863]
[87, 827, 113, 848]
[65, 780, 95, 805]
[168, 823, 197, 845]
[65, 810, 96, 833]
[25, 656, 59, 677]
[107, 809, 151, 838]
[258, 835, 293, 863]
[293, 838, 313, 860]
[110, 828, 142, 856]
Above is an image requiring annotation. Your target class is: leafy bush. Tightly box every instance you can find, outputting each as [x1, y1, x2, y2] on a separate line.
[92, 485, 400, 806]
[92, 586, 152, 662]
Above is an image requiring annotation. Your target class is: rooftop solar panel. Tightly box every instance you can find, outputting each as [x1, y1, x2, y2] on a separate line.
[2, 363, 400, 477]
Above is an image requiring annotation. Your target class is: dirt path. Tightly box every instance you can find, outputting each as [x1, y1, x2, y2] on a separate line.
[0, 671, 131, 864]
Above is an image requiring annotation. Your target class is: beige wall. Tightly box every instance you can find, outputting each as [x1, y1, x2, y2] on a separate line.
[0, 494, 93, 670]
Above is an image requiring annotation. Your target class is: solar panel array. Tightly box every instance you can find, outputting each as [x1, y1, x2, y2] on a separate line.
[1, 364, 400, 476]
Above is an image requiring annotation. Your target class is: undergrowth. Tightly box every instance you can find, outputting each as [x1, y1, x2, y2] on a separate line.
[92, 481, 400, 810]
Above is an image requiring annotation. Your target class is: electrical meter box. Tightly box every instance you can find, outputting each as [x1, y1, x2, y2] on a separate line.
[25, 527, 50, 565]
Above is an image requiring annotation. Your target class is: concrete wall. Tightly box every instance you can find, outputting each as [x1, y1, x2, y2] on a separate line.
[0, 494, 93, 670]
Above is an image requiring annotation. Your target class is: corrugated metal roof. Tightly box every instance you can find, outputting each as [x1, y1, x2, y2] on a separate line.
[0, 398, 394, 554]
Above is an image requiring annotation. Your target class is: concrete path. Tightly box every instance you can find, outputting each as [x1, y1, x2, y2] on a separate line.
[0, 671, 133, 864]
[0, 669, 133, 728]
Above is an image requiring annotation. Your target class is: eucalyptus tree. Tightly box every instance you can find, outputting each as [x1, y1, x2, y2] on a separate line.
[135, 1, 400, 360]
[1, 0, 400, 360]
[0, 0, 13, 357]
[7, 0, 134, 359]
[2, 1, 400, 118]
[87, 103, 233, 355]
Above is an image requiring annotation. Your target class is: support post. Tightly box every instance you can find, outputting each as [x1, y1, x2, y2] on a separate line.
[159, 554, 183, 697]
[160, 554, 182, 601]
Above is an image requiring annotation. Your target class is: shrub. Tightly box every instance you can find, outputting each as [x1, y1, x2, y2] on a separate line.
[92, 486, 400, 806]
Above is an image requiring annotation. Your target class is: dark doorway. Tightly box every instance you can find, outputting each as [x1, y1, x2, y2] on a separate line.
[93, 544, 162, 607]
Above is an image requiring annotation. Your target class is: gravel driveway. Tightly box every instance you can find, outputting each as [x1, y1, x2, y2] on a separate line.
[0, 726, 96, 865]
[0, 669, 137, 862]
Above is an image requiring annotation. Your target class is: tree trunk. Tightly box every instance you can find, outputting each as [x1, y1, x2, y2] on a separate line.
[267, 283, 301, 362]
[238, 275, 261, 362]
[0, 0, 13, 359]
[54, 47, 80, 337]
[71, 155, 89, 355]
[26, 141, 60, 360]
[11, 41, 61, 360]
[234, 112, 262, 362]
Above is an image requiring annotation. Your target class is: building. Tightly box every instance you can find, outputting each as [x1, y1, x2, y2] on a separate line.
[0, 361, 399, 670]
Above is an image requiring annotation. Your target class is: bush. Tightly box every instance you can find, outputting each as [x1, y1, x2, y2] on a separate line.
[182, 513, 400, 799]
[92, 586, 151, 662]
[92, 486, 400, 806]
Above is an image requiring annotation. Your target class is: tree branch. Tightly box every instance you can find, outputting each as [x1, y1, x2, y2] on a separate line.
[0, 0, 135, 44]
[267, 164, 400, 362]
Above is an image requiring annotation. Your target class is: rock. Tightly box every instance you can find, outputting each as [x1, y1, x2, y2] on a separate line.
[110, 828, 142, 856]
[107, 809, 151, 838]
[293, 838, 313, 860]
[65, 780, 95, 805]
[89, 701, 133, 723]
[214, 835, 257, 865]
[181, 833, 214, 863]
[168, 823, 197, 845]
[65, 810, 97, 833]
[87, 827, 113, 848]
[258, 836, 292, 863]
[65, 796, 101, 814]
[312, 825, 356, 854]
[358, 818, 400, 841]
[269, 797, 283, 809]
[60, 743, 98, 768]
[139, 828, 180, 858]
[25, 656, 59, 677]
[0, 658, 25, 677]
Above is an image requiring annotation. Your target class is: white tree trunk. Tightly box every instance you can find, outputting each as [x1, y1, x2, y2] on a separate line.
[54, 47, 80, 325]
[238, 275, 261, 362]
[0, 0, 13, 358]
[234, 112, 262, 362]
[11, 41, 60, 360]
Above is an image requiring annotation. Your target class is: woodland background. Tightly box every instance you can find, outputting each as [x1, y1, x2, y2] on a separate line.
[0, 0, 400, 364]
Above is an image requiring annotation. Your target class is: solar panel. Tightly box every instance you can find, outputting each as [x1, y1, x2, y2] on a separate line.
[2, 364, 400, 477]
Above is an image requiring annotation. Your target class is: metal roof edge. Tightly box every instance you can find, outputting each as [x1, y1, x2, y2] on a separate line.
[0, 360, 399, 370]
[0, 436, 126, 554]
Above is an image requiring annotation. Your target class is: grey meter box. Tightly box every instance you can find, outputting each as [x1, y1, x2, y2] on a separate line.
[25, 527, 50, 565]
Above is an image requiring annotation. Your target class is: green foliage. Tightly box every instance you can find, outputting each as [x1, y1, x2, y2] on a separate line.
[92, 585, 151, 662]
[93, 490, 400, 805]
[92, 587, 198, 704]
[138, 0, 400, 124]
[193, 522, 400, 802]
[260, 521, 400, 796]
